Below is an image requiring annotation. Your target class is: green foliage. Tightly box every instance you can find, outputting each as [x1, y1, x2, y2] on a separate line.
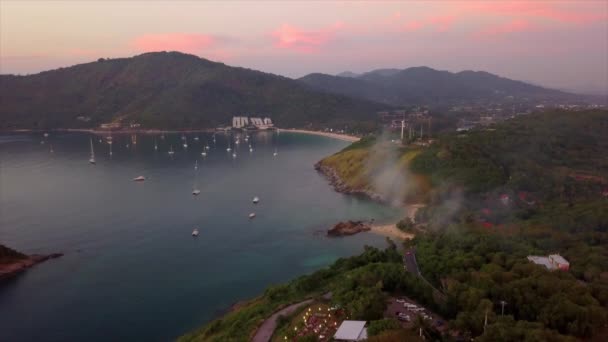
[367, 318, 401, 336]
[0, 244, 27, 264]
[410, 110, 608, 195]
[179, 246, 405, 341]
[0, 52, 387, 130]
[396, 217, 415, 232]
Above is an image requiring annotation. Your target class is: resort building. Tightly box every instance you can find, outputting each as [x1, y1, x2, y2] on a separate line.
[232, 116, 274, 130]
[527, 254, 570, 271]
[333, 320, 367, 341]
[232, 116, 249, 129]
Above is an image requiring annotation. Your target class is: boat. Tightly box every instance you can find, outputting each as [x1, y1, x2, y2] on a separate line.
[192, 228, 199, 237]
[205, 145, 210, 150]
[43, 132, 49, 138]
[192, 161, 201, 195]
[168, 146, 175, 155]
[89, 138, 96, 164]
[226, 147, 232, 152]
[133, 176, 145, 182]
[183, 137, 188, 148]
[249, 213, 256, 219]
[273, 148, 278, 157]
[194, 136, 199, 141]
[50, 145, 54, 153]
[154, 139, 158, 151]
[109, 142, 113, 156]
[232, 152, 237, 158]
[253, 196, 259, 204]
[201, 151, 207, 157]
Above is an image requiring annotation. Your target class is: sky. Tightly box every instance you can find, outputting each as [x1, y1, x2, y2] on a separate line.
[1, 1, 607, 94]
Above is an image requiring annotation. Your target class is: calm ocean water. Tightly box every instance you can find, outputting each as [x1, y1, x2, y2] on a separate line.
[0, 131, 399, 342]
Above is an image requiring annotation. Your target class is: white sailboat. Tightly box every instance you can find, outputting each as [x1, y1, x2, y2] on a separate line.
[154, 139, 158, 151]
[192, 161, 201, 196]
[183, 137, 188, 149]
[133, 176, 146, 182]
[168, 145, 175, 155]
[273, 148, 278, 157]
[253, 196, 260, 204]
[249, 213, 256, 219]
[192, 228, 199, 237]
[109, 142, 113, 156]
[89, 138, 96, 164]
[201, 151, 207, 157]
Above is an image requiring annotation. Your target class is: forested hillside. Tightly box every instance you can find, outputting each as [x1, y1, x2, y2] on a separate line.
[0, 52, 386, 130]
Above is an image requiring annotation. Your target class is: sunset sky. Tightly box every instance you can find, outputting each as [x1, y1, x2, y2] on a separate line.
[1, 1, 607, 93]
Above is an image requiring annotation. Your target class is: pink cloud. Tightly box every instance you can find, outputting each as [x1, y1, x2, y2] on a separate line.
[428, 15, 456, 32]
[132, 33, 215, 54]
[474, 19, 534, 38]
[403, 20, 423, 32]
[462, 1, 607, 24]
[272, 24, 340, 53]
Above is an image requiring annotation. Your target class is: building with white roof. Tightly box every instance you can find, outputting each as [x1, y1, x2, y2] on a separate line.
[528, 254, 569, 271]
[333, 320, 367, 341]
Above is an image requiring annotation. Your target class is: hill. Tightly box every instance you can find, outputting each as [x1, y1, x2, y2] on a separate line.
[0, 52, 387, 130]
[299, 67, 581, 106]
[183, 110, 608, 341]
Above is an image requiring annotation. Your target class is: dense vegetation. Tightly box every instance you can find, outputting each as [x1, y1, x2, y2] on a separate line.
[0, 52, 386, 130]
[314, 110, 608, 339]
[0, 244, 26, 264]
[179, 245, 431, 341]
[299, 67, 581, 106]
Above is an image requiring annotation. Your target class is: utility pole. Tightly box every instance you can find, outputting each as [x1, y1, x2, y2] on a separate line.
[500, 300, 507, 316]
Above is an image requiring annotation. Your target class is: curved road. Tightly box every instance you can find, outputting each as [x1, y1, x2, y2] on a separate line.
[252, 299, 314, 342]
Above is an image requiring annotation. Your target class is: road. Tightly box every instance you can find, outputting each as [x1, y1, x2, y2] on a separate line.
[252, 299, 314, 342]
[403, 248, 421, 276]
[403, 248, 446, 299]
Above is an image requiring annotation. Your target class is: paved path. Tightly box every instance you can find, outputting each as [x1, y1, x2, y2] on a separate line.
[252, 299, 314, 342]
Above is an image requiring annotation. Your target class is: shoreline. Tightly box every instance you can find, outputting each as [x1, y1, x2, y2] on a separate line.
[0, 253, 63, 281]
[280, 129, 361, 142]
[369, 223, 415, 240]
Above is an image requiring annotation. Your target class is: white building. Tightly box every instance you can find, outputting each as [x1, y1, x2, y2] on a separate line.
[334, 320, 367, 341]
[232, 116, 249, 128]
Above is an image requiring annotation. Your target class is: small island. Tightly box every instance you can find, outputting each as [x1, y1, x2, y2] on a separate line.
[0, 244, 62, 281]
[327, 220, 371, 236]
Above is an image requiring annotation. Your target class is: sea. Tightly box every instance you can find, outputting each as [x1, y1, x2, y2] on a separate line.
[0, 131, 399, 341]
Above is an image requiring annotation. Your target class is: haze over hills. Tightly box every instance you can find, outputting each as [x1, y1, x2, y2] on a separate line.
[299, 67, 583, 106]
[0, 52, 387, 130]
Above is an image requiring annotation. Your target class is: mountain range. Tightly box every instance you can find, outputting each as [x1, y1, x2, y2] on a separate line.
[0, 52, 589, 130]
[299, 67, 579, 106]
[0, 52, 386, 130]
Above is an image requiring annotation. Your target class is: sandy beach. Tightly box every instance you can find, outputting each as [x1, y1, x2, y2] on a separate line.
[369, 223, 414, 240]
[281, 129, 361, 142]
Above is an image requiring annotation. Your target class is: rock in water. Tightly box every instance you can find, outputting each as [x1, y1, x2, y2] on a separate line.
[327, 220, 371, 237]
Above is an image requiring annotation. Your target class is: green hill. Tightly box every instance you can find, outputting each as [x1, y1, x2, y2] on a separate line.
[299, 67, 584, 106]
[0, 52, 387, 130]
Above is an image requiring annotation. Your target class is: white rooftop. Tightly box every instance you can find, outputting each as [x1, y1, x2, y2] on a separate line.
[527, 256, 555, 270]
[334, 320, 367, 341]
[549, 254, 569, 265]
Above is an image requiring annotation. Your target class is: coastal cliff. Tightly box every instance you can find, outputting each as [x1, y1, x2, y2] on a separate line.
[314, 161, 385, 203]
[0, 244, 62, 281]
